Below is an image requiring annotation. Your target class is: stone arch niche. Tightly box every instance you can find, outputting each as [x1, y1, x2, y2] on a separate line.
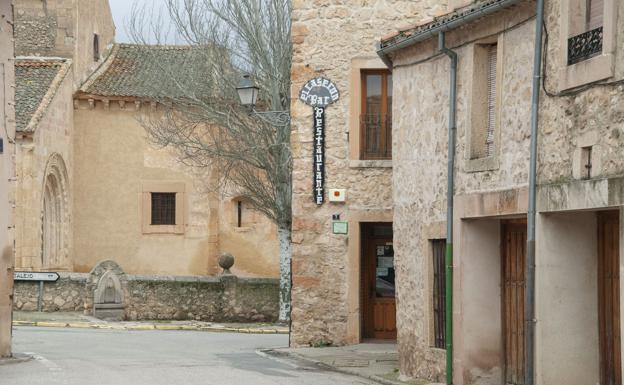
[41, 153, 70, 269]
[85, 260, 128, 321]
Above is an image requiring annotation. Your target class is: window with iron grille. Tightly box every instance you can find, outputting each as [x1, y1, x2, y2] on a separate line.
[432, 239, 446, 349]
[567, 0, 604, 65]
[360, 70, 392, 160]
[151, 193, 176, 225]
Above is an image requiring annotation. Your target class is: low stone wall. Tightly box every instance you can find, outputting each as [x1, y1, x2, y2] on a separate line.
[13, 273, 87, 312]
[14, 273, 279, 322]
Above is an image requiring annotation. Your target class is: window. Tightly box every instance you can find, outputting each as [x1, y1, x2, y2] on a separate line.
[485, 44, 497, 157]
[586, 0, 604, 30]
[360, 70, 392, 160]
[431, 239, 446, 349]
[467, 40, 500, 170]
[559, 0, 616, 90]
[151, 193, 176, 225]
[141, 181, 185, 234]
[93, 33, 100, 62]
[236, 200, 242, 227]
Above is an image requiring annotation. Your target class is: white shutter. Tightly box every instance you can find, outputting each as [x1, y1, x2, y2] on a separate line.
[588, 0, 604, 30]
[485, 44, 497, 157]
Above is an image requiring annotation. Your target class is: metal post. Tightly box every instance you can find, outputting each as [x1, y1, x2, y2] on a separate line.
[37, 281, 43, 312]
[526, 0, 545, 384]
[439, 31, 457, 385]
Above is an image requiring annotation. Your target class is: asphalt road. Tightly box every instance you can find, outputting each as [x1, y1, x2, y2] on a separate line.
[1, 327, 377, 385]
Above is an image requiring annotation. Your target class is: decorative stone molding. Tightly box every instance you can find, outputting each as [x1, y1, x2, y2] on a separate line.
[41, 153, 70, 270]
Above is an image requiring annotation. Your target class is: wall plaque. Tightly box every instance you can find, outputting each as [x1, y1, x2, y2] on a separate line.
[299, 77, 340, 205]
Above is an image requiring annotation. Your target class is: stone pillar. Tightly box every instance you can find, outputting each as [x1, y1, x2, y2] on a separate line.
[0, 0, 15, 358]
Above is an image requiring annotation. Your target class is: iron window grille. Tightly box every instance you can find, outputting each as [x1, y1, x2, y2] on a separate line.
[151, 192, 176, 225]
[432, 239, 446, 349]
[568, 26, 603, 65]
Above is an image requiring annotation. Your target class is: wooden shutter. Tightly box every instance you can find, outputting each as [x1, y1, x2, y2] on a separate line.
[587, 0, 604, 30]
[485, 44, 497, 157]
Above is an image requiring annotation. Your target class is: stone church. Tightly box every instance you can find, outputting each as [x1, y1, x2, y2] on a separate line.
[12, 0, 278, 278]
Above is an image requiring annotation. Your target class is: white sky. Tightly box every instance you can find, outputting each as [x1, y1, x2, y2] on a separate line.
[109, 0, 172, 43]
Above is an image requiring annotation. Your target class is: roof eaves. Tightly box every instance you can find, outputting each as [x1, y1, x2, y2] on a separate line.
[377, 0, 523, 58]
[15, 58, 72, 133]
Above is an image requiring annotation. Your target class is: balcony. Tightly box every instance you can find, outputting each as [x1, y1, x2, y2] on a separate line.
[360, 114, 391, 160]
[568, 26, 603, 65]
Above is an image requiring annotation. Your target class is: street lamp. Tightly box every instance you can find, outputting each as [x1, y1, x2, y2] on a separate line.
[236, 75, 259, 108]
[235, 74, 290, 127]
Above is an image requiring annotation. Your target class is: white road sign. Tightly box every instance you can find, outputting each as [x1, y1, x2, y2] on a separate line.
[13, 271, 59, 282]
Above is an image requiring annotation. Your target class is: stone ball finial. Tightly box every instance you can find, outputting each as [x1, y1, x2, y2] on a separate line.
[218, 253, 235, 275]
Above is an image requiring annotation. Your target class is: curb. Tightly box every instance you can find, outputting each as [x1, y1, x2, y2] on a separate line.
[261, 349, 408, 385]
[12, 320, 288, 334]
[0, 353, 33, 366]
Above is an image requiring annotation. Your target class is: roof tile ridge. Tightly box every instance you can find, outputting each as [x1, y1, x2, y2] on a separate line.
[77, 44, 121, 94]
[22, 59, 73, 133]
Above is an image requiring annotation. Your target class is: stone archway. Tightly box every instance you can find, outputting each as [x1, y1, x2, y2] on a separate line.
[41, 153, 69, 269]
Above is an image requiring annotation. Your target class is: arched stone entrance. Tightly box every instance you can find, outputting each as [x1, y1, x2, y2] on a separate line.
[41, 153, 69, 269]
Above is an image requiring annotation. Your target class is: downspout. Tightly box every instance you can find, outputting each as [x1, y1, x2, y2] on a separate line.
[438, 31, 456, 385]
[526, 0, 545, 384]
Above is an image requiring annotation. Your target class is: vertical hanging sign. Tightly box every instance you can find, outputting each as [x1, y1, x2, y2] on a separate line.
[299, 77, 340, 205]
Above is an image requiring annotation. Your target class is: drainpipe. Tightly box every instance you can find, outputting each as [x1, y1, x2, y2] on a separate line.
[438, 31, 456, 385]
[526, 0, 545, 384]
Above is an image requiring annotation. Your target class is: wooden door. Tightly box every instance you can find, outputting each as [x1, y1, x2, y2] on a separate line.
[502, 221, 527, 385]
[598, 211, 621, 385]
[361, 223, 396, 340]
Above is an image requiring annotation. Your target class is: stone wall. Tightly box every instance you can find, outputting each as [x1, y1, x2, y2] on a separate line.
[290, 0, 448, 348]
[13, 273, 87, 312]
[72, 103, 279, 278]
[14, 273, 279, 323]
[14, 65, 75, 272]
[388, 0, 624, 383]
[389, 2, 536, 382]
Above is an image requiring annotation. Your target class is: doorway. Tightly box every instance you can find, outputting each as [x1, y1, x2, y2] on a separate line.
[598, 211, 621, 385]
[361, 222, 396, 340]
[502, 220, 527, 385]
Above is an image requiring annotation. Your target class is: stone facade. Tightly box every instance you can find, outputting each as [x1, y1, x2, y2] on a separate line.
[290, 0, 448, 347]
[12, 1, 279, 280]
[13, 272, 279, 322]
[381, 0, 624, 384]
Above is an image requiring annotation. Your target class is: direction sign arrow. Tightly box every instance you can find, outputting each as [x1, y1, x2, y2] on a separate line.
[13, 271, 60, 282]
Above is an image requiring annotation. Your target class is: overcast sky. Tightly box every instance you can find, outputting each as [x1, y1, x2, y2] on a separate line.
[109, 0, 173, 43]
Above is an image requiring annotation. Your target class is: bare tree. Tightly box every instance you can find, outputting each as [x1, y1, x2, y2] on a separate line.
[128, 0, 292, 322]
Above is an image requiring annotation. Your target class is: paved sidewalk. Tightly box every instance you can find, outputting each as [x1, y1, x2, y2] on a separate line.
[12, 311, 288, 334]
[265, 343, 441, 385]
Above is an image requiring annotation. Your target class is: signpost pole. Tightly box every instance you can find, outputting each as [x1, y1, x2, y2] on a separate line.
[37, 281, 44, 312]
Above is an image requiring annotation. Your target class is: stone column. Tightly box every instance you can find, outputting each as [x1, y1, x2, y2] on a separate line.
[0, 0, 15, 358]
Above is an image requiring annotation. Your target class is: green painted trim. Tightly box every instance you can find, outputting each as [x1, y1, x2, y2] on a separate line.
[445, 243, 453, 385]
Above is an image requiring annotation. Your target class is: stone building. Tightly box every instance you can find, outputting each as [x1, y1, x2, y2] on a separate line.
[12, 0, 278, 281]
[289, 1, 447, 347]
[0, 0, 15, 358]
[377, 0, 624, 384]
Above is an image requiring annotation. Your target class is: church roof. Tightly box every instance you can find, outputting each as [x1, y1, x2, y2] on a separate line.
[15, 58, 71, 133]
[79, 43, 210, 99]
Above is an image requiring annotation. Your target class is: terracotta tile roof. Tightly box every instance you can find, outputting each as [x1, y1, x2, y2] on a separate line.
[80, 43, 211, 99]
[15, 58, 71, 133]
[379, 0, 511, 50]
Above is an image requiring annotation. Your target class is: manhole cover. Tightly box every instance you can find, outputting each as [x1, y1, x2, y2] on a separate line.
[332, 359, 370, 367]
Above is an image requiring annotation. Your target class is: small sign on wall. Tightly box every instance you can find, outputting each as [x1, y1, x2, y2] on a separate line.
[332, 221, 348, 234]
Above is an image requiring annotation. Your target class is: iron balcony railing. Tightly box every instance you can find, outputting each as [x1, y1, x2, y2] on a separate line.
[360, 113, 392, 160]
[568, 26, 603, 65]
